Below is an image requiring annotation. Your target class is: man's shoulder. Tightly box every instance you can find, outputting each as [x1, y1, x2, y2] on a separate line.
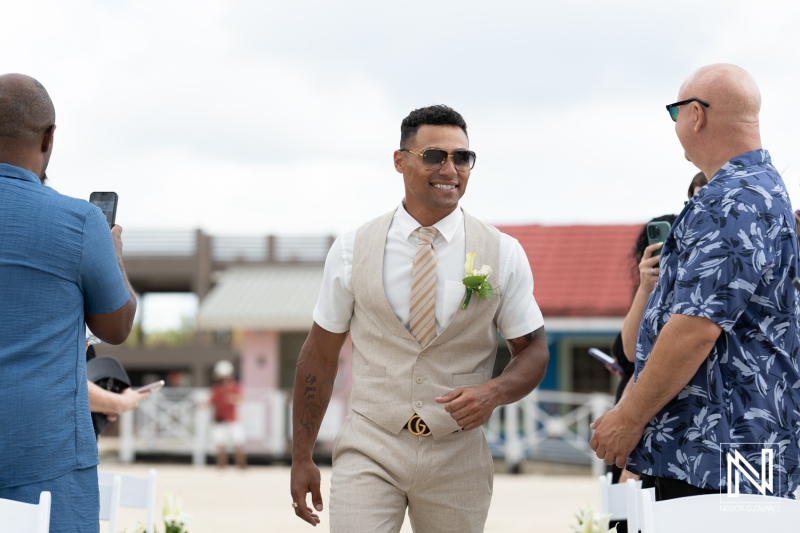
[352, 209, 397, 246]
[355, 209, 396, 233]
[462, 209, 497, 230]
[692, 167, 789, 222]
[2, 182, 98, 237]
[708, 162, 784, 197]
[49, 188, 96, 215]
[462, 209, 503, 242]
[35, 185, 97, 222]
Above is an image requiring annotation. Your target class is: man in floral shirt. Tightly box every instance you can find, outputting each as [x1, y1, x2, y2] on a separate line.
[591, 64, 800, 500]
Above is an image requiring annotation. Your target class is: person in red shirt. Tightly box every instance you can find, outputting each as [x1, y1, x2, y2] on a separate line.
[209, 360, 246, 468]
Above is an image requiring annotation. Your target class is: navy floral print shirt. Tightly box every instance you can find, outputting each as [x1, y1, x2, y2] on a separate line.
[628, 150, 800, 497]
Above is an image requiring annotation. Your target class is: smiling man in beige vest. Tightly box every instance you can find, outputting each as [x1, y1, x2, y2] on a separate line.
[290, 105, 549, 532]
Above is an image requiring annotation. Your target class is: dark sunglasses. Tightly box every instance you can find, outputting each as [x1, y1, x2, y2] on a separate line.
[666, 98, 710, 122]
[399, 148, 476, 171]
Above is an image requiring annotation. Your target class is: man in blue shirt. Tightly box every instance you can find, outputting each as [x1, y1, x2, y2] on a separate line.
[0, 73, 137, 532]
[590, 64, 800, 500]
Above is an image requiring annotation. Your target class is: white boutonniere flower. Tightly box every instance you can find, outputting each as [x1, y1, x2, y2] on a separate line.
[461, 252, 495, 309]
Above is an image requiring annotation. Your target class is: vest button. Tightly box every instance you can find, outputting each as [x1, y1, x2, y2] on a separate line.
[415, 400, 423, 407]
[415, 377, 423, 384]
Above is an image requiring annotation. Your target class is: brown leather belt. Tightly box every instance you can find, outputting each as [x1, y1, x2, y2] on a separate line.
[406, 414, 432, 436]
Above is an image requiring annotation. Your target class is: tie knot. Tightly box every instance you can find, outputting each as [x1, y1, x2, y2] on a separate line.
[417, 226, 437, 245]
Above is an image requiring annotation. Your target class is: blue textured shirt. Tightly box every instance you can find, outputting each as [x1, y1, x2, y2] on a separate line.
[628, 150, 800, 497]
[0, 163, 130, 489]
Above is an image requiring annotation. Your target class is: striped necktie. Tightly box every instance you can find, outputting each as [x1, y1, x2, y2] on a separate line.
[409, 226, 438, 346]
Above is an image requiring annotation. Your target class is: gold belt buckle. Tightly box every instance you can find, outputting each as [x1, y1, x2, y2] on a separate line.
[407, 414, 431, 436]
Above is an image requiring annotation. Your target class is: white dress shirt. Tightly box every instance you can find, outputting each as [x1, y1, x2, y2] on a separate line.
[313, 204, 544, 341]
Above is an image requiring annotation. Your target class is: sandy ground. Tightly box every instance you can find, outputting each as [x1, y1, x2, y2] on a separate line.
[101, 457, 599, 533]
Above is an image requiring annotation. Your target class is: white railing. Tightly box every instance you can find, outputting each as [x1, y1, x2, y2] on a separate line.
[119, 388, 613, 473]
[119, 387, 289, 465]
[485, 390, 613, 476]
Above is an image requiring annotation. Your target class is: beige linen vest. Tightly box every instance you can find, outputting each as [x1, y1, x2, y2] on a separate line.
[350, 208, 502, 439]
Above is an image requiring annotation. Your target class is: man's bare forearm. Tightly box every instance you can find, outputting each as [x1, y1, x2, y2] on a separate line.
[620, 287, 651, 362]
[488, 326, 549, 406]
[291, 323, 347, 461]
[619, 375, 635, 401]
[619, 314, 720, 425]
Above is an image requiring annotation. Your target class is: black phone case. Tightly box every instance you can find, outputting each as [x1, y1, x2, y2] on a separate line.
[89, 192, 118, 228]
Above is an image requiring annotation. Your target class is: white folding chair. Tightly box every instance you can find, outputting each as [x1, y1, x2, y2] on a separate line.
[0, 490, 51, 533]
[598, 472, 642, 523]
[639, 487, 800, 532]
[625, 479, 653, 532]
[98, 469, 157, 533]
[98, 474, 122, 533]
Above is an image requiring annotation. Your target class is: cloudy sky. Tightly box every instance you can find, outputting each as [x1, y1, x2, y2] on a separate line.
[4, 0, 800, 238]
[4, 1, 800, 329]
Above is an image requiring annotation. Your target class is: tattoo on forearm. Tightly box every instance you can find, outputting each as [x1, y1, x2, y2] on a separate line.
[297, 373, 331, 440]
[304, 374, 317, 400]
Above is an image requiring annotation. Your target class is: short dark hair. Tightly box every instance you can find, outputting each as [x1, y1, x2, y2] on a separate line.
[0, 74, 55, 140]
[400, 105, 467, 148]
[687, 171, 708, 199]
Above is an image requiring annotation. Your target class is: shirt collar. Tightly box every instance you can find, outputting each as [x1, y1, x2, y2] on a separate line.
[712, 149, 773, 182]
[396, 202, 463, 243]
[0, 163, 42, 185]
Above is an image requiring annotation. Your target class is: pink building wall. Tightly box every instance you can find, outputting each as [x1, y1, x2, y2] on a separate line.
[239, 330, 279, 390]
[238, 328, 353, 402]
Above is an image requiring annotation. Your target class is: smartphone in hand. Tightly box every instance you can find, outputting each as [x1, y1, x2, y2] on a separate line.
[646, 221, 671, 257]
[588, 347, 624, 374]
[135, 380, 165, 393]
[89, 192, 118, 228]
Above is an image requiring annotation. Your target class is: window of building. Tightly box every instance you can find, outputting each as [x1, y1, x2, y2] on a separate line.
[569, 341, 616, 393]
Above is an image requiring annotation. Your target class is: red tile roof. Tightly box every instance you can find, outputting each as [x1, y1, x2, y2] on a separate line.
[496, 224, 644, 317]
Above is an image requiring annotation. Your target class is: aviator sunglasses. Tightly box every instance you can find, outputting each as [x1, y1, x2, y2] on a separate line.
[666, 98, 710, 122]
[399, 148, 477, 171]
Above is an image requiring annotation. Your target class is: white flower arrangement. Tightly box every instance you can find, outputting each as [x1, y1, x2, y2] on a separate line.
[571, 505, 616, 533]
[121, 492, 191, 533]
[163, 492, 192, 533]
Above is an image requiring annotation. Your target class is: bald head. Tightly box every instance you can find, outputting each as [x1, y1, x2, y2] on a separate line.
[673, 64, 763, 179]
[679, 64, 761, 125]
[0, 74, 57, 178]
[0, 73, 55, 141]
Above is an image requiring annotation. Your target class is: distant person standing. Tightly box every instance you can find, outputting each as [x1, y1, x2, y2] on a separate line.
[0, 73, 137, 532]
[209, 360, 247, 468]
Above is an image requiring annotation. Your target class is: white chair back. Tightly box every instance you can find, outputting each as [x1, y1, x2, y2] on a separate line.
[98, 474, 122, 532]
[98, 469, 157, 533]
[0, 491, 51, 533]
[598, 473, 642, 521]
[625, 479, 653, 533]
[639, 488, 800, 532]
